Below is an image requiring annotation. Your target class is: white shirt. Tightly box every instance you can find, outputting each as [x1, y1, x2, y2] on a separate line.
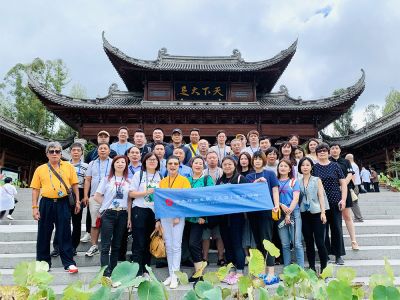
[242, 145, 260, 157]
[96, 176, 130, 212]
[0, 183, 17, 211]
[351, 163, 361, 185]
[203, 167, 223, 184]
[209, 145, 231, 164]
[86, 157, 112, 196]
[360, 168, 371, 183]
[130, 171, 162, 210]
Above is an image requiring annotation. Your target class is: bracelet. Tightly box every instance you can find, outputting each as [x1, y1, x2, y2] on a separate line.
[32, 205, 39, 209]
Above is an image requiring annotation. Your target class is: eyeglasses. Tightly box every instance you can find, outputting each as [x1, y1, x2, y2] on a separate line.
[48, 150, 61, 154]
[316, 149, 328, 153]
[167, 162, 179, 166]
[147, 158, 158, 162]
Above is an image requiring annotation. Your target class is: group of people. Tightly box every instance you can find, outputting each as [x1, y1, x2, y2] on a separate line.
[29, 126, 367, 287]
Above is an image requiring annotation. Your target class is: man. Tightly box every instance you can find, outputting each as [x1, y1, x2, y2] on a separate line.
[146, 128, 167, 150]
[330, 143, 358, 262]
[154, 142, 167, 177]
[133, 129, 151, 159]
[360, 167, 371, 192]
[345, 153, 364, 222]
[197, 139, 209, 161]
[172, 148, 192, 178]
[85, 130, 117, 164]
[242, 130, 260, 156]
[210, 130, 231, 165]
[185, 128, 200, 157]
[259, 136, 271, 152]
[236, 134, 247, 150]
[110, 126, 134, 155]
[203, 151, 223, 183]
[30, 141, 80, 273]
[370, 168, 380, 192]
[165, 128, 192, 165]
[230, 138, 242, 161]
[83, 143, 112, 257]
[51, 143, 88, 257]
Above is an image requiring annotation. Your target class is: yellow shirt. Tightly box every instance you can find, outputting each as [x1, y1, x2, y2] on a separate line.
[159, 175, 191, 189]
[30, 161, 79, 198]
[187, 143, 198, 156]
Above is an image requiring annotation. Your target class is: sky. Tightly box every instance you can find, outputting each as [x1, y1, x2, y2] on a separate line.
[1, 0, 399, 129]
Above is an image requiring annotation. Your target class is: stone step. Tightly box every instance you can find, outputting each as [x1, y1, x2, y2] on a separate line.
[1, 245, 399, 269]
[344, 219, 400, 234]
[1, 261, 399, 286]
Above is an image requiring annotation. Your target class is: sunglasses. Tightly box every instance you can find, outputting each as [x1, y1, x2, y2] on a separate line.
[48, 149, 61, 154]
[167, 162, 179, 166]
[316, 149, 328, 153]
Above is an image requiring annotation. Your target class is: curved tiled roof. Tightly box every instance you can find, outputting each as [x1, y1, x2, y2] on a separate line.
[102, 32, 297, 72]
[0, 114, 74, 148]
[322, 108, 400, 148]
[28, 70, 365, 112]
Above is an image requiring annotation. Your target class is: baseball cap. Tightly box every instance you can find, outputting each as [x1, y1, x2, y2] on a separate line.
[97, 130, 110, 137]
[172, 128, 183, 135]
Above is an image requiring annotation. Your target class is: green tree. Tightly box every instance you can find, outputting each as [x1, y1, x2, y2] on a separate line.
[363, 104, 381, 125]
[332, 89, 356, 136]
[3, 58, 69, 137]
[382, 89, 400, 116]
[0, 83, 16, 119]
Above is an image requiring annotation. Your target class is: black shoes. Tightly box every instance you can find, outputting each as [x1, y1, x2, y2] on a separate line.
[50, 248, 60, 257]
[335, 256, 344, 265]
[181, 260, 194, 268]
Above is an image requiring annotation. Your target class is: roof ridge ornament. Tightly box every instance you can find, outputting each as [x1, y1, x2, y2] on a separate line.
[231, 49, 243, 62]
[108, 83, 119, 94]
[158, 47, 168, 61]
[279, 85, 289, 94]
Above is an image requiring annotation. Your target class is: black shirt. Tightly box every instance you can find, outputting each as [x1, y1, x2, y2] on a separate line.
[330, 157, 355, 189]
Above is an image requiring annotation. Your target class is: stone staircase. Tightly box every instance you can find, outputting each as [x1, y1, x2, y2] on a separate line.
[1, 188, 399, 298]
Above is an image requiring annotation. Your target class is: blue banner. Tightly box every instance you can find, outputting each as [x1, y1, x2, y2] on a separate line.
[154, 182, 272, 219]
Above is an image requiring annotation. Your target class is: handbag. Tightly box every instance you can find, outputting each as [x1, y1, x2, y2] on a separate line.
[350, 188, 358, 202]
[272, 208, 281, 221]
[150, 229, 166, 258]
[48, 163, 76, 206]
[95, 216, 102, 228]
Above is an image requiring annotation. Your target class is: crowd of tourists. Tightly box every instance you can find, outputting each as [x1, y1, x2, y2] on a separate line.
[26, 126, 373, 287]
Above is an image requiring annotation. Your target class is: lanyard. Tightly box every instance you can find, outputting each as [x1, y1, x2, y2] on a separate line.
[98, 159, 110, 182]
[302, 176, 310, 202]
[146, 171, 157, 187]
[250, 145, 260, 154]
[114, 176, 124, 193]
[168, 175, 178, 188]
[129, 165, 135, 176]
[207, 168, 220, 181]
[218, 146, 226, 161]
[70, 160, 81, 176]
[47, 163, 62, 192]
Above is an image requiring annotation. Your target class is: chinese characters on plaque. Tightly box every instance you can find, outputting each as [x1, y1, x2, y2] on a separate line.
[174, 82, 227, 101]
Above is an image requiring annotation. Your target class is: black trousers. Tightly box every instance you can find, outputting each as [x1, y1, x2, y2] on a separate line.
[248, 210, 275, 267]
[325, 204, 346, 257]
[131, 206, 155, 275]
[373, 182, 380, 192]
[219, 213, 245, 270]
[37, 197, 75, 269]
[53, 188, 83, 250]
[0, 208, 14, 218]
[301, 211, 328, 270]
[189, 222, 205, 263]
[100, 209, 128, 277]
[85, 200, 92, 233]
[363, 182, 371, 192]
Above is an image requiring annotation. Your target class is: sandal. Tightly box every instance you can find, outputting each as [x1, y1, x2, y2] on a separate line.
[351, 241, 360, 251]
[217, 259, 226, 266]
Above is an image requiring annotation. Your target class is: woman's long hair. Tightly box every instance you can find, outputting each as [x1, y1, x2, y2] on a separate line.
[279, 142, 297, 166]
[277, 159, 294, 179]
[108, 155, 129, 181]
[237, 152, 254, 174]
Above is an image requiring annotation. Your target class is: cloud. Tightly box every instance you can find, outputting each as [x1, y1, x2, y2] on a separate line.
[0, 0, 398, 129]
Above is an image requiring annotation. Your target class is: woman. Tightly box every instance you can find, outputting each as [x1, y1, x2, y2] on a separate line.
[312, 143, 347, 265]
[128, 153, 162, 276]
[288, 134, 300, 147]
[265, 147, 279, 176]
[293, 146, 305, 161]
[210, 130, 232, 165]
[0, 177, 17, 220]
[276, 159, 304, 268]
[159, 156, 191, 289]
[245, 151, 280, 285]
[298, 157, 329, 272]
[217, 156, 248, 285]
[187, 156, 214, 282]
[279, 142, 298, 179]
[306, 138, 320, 163]
[94, 155, 130, 278]
[127, 146, 142, 179]
[237, 152, 254, 177]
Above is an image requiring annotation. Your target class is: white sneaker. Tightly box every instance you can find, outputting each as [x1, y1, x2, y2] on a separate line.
[66, 265, 79, 274]
[80, 232, 91, 243]
[170, 276, 178, 289]
[85, 245, 99, 257]
[163, 277, 172, 286]
[6, 215, 14, 220]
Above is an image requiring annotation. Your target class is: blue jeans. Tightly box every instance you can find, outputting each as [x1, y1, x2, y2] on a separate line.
[278, 209, 304, 267]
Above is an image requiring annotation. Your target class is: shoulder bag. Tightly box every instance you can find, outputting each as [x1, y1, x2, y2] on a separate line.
[48, 163, 76, 206]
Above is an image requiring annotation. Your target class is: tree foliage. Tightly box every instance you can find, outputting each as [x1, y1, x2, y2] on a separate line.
[382, 89, 400, 116]
[363, 104, 381, 125]
[1, 58, 77, 139]
[332, 89, 356, 137]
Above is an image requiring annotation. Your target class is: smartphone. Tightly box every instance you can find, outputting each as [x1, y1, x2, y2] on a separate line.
[338, 202, 343, 210]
